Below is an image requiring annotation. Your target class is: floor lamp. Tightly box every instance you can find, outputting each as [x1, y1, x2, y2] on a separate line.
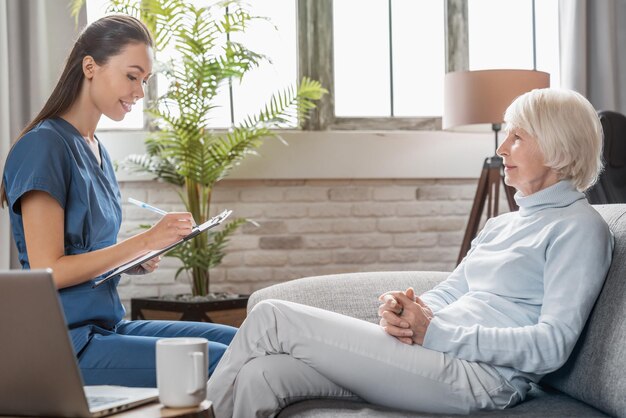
[443, 69, 550, 264]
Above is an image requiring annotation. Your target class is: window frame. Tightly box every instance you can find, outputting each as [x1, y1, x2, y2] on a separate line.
[92, 0, 467, 133]
[297, 0, 467, 131]
[95, 0, 494, 183]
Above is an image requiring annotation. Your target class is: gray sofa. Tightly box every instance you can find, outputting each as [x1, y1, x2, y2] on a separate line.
[248, 204, 626, 417]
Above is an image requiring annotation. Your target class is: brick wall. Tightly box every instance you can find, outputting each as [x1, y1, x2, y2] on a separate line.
[116, 178, 506, 311]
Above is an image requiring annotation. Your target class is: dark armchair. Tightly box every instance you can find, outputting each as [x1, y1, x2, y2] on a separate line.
[586, 110, 626, 204]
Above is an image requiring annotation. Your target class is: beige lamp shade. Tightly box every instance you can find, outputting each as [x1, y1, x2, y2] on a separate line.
[443, 69, 550, 131]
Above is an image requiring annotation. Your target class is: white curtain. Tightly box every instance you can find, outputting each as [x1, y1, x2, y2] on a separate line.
[1, 1, 11, 270]
[560, 0, 626, 113]
[0, 0, 85, 269]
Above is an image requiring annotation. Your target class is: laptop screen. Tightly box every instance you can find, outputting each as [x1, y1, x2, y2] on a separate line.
[0, 270, 157, 417]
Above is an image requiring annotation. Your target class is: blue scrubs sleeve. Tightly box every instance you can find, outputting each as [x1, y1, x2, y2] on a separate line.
[4, 129, 71, 213]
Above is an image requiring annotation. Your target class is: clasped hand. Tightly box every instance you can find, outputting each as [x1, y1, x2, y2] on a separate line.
[377, 287, 433, 345]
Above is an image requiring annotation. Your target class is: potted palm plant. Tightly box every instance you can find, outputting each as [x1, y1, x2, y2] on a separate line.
[70, 0, 326, 325]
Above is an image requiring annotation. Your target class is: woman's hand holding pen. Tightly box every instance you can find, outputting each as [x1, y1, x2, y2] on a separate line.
[378, 287, 433, 345]
[143, 212, 195, 250]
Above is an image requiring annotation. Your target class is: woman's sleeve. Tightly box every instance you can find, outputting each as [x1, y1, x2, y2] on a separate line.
[418, 264, 469, 313]
[421, 216, 613, 374]
[418, 219, 494, 313]
[3, 130, 71, 214]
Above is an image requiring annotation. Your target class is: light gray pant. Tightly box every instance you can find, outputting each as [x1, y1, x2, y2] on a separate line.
[206, 299, 519, 418]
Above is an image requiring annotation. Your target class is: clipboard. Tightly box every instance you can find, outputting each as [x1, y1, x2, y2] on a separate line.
[93, 209, 233, 288]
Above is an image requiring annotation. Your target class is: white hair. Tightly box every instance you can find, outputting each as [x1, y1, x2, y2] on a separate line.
[503, 88, 603, 192]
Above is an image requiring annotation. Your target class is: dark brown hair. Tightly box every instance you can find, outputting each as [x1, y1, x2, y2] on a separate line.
[1, 14, 153, 206]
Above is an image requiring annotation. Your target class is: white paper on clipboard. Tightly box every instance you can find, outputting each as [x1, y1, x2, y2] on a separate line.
[92, 209, 232, 288]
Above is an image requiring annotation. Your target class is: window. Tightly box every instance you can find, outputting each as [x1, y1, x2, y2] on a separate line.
[468, 0, 560, 86]
[333, 0, 445, 118]
[315, 0, 561, 129]
[86, 0, 561, 132]
[85, 0, 297, 130]
[229, 1, 297, 127]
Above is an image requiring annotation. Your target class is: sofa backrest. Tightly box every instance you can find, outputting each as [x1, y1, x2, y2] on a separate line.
[544, 204, 626, 418]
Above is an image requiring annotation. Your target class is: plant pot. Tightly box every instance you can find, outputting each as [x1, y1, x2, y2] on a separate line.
[130, 294, 249, 327]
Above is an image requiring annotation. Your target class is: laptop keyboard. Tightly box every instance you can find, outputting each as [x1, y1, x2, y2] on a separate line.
[88, 395, 129, 408]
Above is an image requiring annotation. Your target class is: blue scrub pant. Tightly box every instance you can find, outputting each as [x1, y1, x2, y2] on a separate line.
[77, 320, 237, 387]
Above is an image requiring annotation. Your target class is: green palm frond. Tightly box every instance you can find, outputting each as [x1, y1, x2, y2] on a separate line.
[69, 0, 86, 25]
[168, 217, 247, 295]
[205, 217, 247, 267]
[243, 77, 328, 130]
[122, 153, 184, 186]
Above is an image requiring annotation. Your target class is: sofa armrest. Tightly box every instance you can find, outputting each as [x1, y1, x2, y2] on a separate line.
[248, 271, 449, 324]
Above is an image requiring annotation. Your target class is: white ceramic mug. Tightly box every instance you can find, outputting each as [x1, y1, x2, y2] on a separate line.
[156, 338, 208, 408]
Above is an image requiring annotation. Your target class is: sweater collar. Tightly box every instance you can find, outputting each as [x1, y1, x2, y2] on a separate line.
[514, 180, 585, 217]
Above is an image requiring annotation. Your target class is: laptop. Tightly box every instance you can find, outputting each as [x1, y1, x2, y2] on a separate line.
[0, 269, 159, 417]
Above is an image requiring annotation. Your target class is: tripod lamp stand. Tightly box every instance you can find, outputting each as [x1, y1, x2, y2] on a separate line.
[443, 69, 550, 264]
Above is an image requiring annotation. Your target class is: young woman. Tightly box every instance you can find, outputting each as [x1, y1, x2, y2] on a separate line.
[205, 89, 614, 417]
[1, 15, 236, 387]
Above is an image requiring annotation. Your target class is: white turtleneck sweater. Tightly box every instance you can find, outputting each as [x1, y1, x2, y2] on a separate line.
[420, 180, 613, 398]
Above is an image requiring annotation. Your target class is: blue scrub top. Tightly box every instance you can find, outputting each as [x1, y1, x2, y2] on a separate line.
[3, 117, 125, 354]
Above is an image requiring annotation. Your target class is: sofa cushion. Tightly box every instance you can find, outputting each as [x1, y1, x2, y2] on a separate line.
[247, 271, 449, 324]
[544, 204, 626, 418]
[277, 386, 609, 418]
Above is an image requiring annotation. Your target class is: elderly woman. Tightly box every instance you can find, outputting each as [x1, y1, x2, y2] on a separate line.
[205, 89, 613, 417]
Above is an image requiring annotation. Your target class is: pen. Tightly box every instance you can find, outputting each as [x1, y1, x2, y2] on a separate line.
[128, 197, 168, 216]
